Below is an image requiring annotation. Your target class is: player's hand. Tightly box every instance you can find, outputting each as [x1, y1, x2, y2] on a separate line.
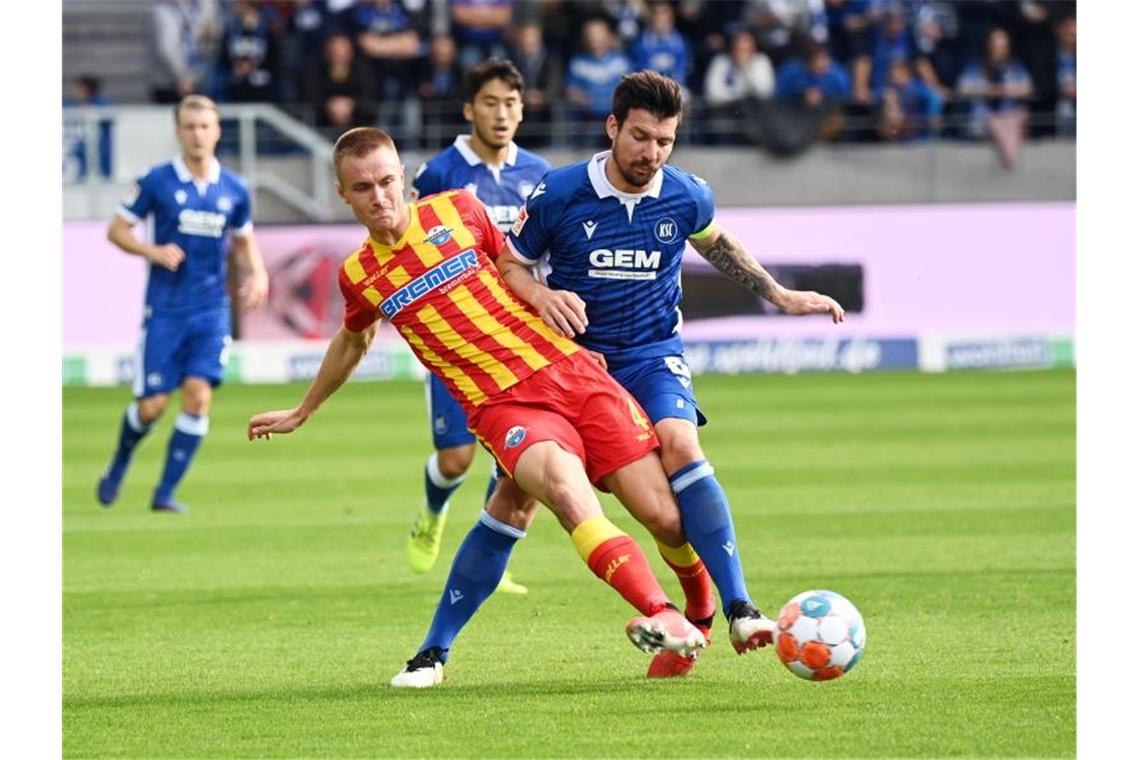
[238, 269, 269, 311]
[247, 408, 308, 440]
[146, 243, 185, 272]
[535, 289, 588, 337]
[584, 349, 607, 369]
[777, 289, 845, 323]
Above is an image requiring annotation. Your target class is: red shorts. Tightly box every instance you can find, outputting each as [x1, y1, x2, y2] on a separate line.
[468, 351, 659, 489]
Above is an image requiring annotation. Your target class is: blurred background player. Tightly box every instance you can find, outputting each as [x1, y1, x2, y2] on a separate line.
[248, 127, 707, 686]
[501, 70, 843, 676]
[97, 95, 268, 513]
[404, 59, 551, 594]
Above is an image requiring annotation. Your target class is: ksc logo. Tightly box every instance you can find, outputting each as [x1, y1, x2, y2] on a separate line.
[655, 218, 678, 243]
[504, 425, 527, 448]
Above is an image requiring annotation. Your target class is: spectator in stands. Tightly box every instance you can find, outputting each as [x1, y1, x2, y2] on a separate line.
[674, 0, 748, 97]
[450, 0, 513, 70]
[703, 30, 775, 145]
[509, 21, 559, 147]
[704, 30, 775, 106]
[601, 0, 646, 47]
[306, 33, 374, 132]
[353, 0, 426, 105]
[1054, 14, 1075, 137]
[876, 57, 941, 141]
[280, 0, 356, 102]
[775, 41, 851, 106]
[824, 0, 880, 64]
[956, 26, 1033, 169]
[858, 3, 915, 100]
[148, 0, 221, 103]
[912, 1, 961, 98]
[742, 0, 827, 68]
[418, 34, 466, 147]
[631, 1, 692, 93]
[218, 0, 281, 102]
[63, 75, 113, 181]
[566, 18, 631, 145]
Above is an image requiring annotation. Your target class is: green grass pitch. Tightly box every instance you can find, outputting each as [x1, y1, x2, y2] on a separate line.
[63, 370, 1075, 758]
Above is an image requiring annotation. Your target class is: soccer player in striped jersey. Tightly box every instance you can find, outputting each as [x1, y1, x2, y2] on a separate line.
[248, 128, 711, 685]
[500, 71, 845, 677]
[404, 60, 550, 594]
[98, 95, 268, 513]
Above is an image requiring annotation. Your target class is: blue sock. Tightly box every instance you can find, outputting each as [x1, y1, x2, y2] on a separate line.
[669, 459, 752, 618]
[154, 413, 207, 504]
[421, 511, 523, 661]
[424, 452, 465, 515]
[106, 402, 152, 483]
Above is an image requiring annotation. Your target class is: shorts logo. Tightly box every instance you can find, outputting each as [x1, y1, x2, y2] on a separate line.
[504, 425, 527, 448]
[655, 218, 678, 243]
[423, 225, 453, 247]
[380, 249, 478, 319]
[146, 371, 163, 388]
[434, 415, 447, 434]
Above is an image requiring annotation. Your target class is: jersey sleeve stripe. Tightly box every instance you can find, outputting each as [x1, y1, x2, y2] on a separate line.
[232, 221, 253, 237]
[116, 205, 141, 224]
[688, 220, 718, 241]
[505, 238, 537, 264]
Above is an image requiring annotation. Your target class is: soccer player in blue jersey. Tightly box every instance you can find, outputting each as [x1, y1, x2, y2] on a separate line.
[500, 70, 844, 676]
[404, 59, 551, 593]
[97, 94, 268, 513]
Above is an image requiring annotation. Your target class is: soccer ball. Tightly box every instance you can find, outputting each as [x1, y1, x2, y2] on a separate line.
[776, 589, 866, 681]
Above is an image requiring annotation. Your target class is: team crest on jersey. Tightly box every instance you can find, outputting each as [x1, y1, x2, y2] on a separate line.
[504, 426, 527, 448]
[174, 189, 188, 205]
[518, 181, 535, 198]
[424, 225, 453, 246]
[216, 196, 233, 213]
[655, 218, 678, 243]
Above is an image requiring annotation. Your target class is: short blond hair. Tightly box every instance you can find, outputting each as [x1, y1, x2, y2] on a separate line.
[333, 127, 398, 174]
[175, 94, 219, 124]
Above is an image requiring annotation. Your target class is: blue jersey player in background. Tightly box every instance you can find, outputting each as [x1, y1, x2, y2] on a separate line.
[405, 60, 550, 594]
[98, 95, 268, 513]
[500, 71, 844, 676]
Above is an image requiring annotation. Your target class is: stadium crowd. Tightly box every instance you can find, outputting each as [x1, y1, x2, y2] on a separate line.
[74, 0, 1077, 158]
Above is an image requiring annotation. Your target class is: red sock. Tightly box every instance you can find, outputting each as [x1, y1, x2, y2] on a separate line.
[660, 550, 717, 627]
[586, 536, 670, 616]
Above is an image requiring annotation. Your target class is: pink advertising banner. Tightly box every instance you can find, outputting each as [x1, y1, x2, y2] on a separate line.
[63, 203, 1074, 349]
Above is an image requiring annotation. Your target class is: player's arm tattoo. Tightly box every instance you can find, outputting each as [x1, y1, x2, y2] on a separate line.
[692, 229, 782, 303]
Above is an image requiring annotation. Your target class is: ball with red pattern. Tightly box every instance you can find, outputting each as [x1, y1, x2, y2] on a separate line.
[775, 590, 865, 681]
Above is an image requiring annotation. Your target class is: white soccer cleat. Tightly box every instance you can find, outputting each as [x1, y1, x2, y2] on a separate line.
[728, 600, 778, 654]
[626, 607, 708, 657]
[390, 648, 445, 688]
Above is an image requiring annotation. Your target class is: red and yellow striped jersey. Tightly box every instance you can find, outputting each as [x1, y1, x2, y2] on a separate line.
[338, 189, 579, 409]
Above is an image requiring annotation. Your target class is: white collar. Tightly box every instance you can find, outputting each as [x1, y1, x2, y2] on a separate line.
[173, 155, 221, 185]
[453, 135, 518, 168]
[587, 150, 663, 202]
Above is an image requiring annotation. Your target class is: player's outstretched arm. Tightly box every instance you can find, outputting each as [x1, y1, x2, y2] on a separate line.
[689, 227, 845, 324]
[231, 232, 269, 311]
[107, 215, 185, 271]
[495, 249, 588, 337]
[248, 324, 377, 440]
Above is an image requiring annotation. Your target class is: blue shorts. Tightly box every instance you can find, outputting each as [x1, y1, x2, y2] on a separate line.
[134, 307, 231, 398]
[608, 355, 707, 427]
[426, 373, 476, 449]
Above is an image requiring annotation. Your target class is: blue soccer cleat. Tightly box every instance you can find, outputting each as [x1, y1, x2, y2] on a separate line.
[96, 474, 120, 507]
[151, 498, 189, 514]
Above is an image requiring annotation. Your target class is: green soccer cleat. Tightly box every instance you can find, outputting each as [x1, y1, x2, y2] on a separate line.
[407, 509, 447, 574]
[495, 569, 529, 595]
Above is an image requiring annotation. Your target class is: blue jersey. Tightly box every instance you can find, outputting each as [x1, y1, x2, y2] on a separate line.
[507, 151, 715, 367]
[411, 136, 551, 232]
[118, 156, 253, 316]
